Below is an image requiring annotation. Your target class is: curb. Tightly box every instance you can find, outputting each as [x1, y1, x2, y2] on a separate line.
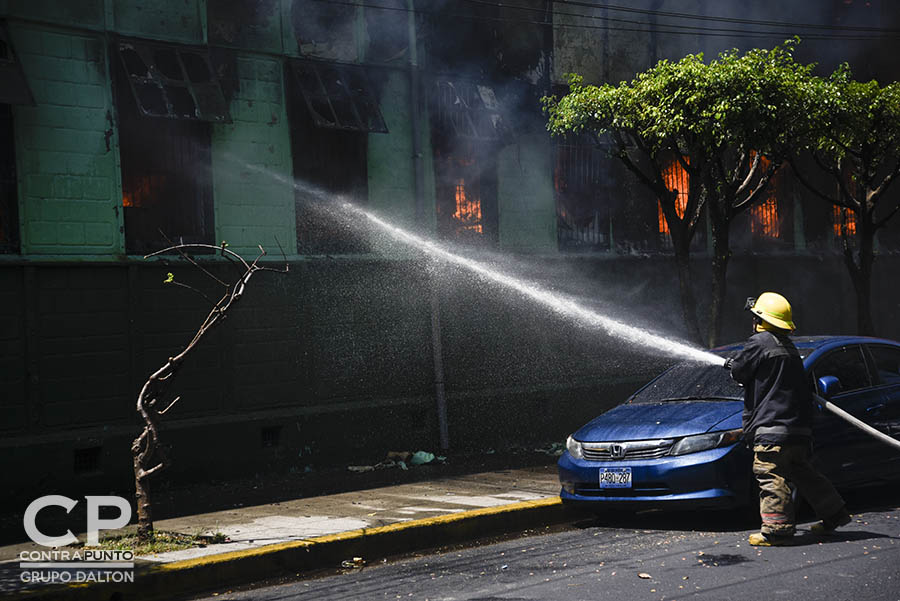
[7, 496, 570, 601]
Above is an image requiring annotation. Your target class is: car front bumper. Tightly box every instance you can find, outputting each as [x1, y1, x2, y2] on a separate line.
[557, 443, 753, 510]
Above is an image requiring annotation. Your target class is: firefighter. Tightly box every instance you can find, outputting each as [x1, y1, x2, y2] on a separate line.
[724, 292, 851, 546]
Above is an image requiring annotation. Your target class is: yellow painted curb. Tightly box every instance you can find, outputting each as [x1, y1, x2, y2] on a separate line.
[162, 496, 562, 572]
[4, 496, 568, 601]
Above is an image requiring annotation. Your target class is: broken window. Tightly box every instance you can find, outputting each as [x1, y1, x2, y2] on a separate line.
[434, 139, 497, 243]
[0, 21, 35, 106]
[112, 41, 215, 254]
[288, 60, 387, 133]
[286, 62, 370, 255]
[0, 104, 19, 253]
[554, 137, 611, 251]
[430, 80, 504, 244]
[116, 39, 230, 122]
[433, 80, 503, 140]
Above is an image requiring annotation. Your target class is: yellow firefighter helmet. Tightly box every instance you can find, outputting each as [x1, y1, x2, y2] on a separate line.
[750, 292, 795, 331]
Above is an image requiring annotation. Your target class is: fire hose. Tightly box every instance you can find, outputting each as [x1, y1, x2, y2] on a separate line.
[813, 393, 900, 452]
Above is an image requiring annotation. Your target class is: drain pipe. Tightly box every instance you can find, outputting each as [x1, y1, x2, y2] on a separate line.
[407, 0, 449, 450]
[814, 394, 900, 451]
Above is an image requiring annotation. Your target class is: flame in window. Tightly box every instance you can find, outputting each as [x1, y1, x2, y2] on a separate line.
[751, 195, 780, 238]
[453, 178, 483, 234]
[833, 171, 858, 237]
[747, 153, 781, 239]
[658, 157, 689, 235]
[123, 175, 166, 208]
[833, 205, 857, 236]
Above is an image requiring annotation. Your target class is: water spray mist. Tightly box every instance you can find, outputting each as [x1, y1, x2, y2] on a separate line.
[230, 156, 723, 366]
[341, 203, 722, 366]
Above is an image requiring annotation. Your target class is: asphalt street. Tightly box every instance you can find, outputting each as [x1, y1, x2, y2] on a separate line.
[188, 497, 900, 601]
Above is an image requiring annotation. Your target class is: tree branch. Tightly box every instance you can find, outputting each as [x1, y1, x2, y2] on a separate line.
[789, 156, 850, 208]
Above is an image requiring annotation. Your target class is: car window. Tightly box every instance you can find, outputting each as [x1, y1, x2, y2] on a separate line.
[812, 346, 871, 394]
[630, 361, 744, 403]
[866, 345, 900, 385]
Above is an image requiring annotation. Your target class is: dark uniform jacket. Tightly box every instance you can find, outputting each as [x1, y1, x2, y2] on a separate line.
[730, 331, 812, 444]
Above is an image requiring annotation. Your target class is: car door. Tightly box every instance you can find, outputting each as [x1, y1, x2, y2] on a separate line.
[809, 344, 882, 486]
[861, 343, 900, 478]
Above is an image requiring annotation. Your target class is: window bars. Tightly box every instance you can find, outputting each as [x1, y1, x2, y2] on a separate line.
[288, 60, 388, 133]
[117, 39, 230, 122]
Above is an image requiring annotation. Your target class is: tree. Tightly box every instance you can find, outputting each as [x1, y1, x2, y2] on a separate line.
[133, 242, 287, 541]
[791, 70, 900, 335]
[543, 42, 813, 347]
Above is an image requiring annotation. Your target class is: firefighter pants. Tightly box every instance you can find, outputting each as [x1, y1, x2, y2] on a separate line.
[752, 442, 846, 536]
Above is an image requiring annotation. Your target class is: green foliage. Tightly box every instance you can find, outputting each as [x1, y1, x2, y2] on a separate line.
[806, 70, 900, 170]
[543, 40, 814, 160]
[83, 530, 227, 555]
[163, 272, 174, 284]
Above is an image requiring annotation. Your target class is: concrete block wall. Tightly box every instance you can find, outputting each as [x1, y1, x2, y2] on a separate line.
[1, 0, 104, 31]
[497, 133, 557, 252]
[11, 23, 122, 255]
[367, 70, 418, 230]
[212, 53, 296, 256]
[111, 0, 205, 44]
[0, 269, 26, 432]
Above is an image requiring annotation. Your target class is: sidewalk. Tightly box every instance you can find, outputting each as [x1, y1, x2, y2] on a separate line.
[1, 465, 569, 601]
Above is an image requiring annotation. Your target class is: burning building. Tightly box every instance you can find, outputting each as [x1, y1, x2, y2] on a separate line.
[1, 0, 899, 507]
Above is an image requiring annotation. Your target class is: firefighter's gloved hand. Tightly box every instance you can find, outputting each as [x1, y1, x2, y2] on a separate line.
[723, 357, 734, 370]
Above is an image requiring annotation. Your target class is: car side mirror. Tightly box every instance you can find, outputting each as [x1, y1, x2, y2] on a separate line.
[817, 375, 842, 399]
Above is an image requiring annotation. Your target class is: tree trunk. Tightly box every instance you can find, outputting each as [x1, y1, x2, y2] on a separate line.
[132, 442, 153, 540]
[707, 217, 731, 348]
[673, 243, 703, 346]
[844, 218, 876, 336]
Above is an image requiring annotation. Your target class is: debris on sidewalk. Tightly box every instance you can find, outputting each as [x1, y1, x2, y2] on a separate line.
[347, 450, 443, 473]
[533, 442, 565, 456]
[409, 451, 436, 466]
[341, 556, 366, 568]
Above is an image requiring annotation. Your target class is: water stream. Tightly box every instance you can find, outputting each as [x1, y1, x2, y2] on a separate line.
[231, 157, 723, 366]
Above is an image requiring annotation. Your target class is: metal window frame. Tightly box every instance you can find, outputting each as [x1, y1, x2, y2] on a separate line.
[433, 79, 503, 140]
[0, 21, 36, 106]
[116, 38, 231, 123]
[288, 59, 388, 133]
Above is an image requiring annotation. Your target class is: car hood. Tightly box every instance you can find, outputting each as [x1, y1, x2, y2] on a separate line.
[572, 400, 743, 442]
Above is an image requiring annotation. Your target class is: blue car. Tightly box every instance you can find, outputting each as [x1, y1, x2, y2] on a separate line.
[558, 336, 900, 510]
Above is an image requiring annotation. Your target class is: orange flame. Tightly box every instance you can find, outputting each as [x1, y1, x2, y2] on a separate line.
[123, 175, 166, 208]
[833, 205, 857, 237]
[658, 157, 689, 235]
[453, 178, 483, 234]
[748, 153, 781, 239]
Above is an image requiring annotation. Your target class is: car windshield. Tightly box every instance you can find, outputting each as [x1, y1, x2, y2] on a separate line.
[630, 361, 744, 403]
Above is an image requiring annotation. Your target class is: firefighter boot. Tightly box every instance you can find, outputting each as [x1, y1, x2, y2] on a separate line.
[810, 507, 852, 535]
[748, 532, 793, 547]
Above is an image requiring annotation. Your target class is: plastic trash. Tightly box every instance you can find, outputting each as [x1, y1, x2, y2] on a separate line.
[409, 451, 436, 466]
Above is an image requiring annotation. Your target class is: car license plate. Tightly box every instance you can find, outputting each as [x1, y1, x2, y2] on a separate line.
[598, 467, 632, 488]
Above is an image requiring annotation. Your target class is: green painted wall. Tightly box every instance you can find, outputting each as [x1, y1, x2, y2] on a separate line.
[111, 0, 205, 44]
[2, 0, 104, 30]
[12, 23, 123, 255]
[497, 133, 557, 252]
[212, 53, 296, 256]
[367, 71, 415, 226]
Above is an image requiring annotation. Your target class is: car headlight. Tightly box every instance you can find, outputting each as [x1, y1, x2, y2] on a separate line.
[566, 435, 584, 459]
[669, 429, 742, 456]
